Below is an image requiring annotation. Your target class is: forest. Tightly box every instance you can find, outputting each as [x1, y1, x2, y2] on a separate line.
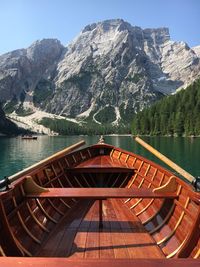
[39, 118, 130, 135]
[131, 79, 200, 136]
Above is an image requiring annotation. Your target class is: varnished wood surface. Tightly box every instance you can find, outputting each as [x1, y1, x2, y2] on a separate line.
[0, 142, 199, 259]
[0, 258, 199, 267]
[74, 155, 128, 168]
[38, 199, 164, 258]
[68, 155, 135, 173]
[25, 188, 178, 199]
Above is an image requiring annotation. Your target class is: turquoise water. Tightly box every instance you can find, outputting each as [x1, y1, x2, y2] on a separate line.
[0, 135, 199, 180]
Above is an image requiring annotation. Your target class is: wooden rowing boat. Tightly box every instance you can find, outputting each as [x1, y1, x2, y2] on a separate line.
[0, 138, 199, 267]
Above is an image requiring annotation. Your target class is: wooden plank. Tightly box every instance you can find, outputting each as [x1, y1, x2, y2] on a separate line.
[37, 227, 65, 257]
[105, 199, 129, 259]
[38, 200, 91, 257]
[26, 188, 177, 199]
[84, 201, 100, 258]
[73, 155, 129, 168]
[99, 200, 115, 259]
[70, 201, 95, 258]
[66, 155, 135, 173]
[55, 201, 92, 257]
[0, 258, 200, 267]
[111, 199, 164, 258]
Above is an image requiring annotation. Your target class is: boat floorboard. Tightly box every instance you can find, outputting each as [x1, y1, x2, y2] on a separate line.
[38, 199, 164, 259]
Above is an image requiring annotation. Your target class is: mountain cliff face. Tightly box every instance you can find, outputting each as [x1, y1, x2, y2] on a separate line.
[0, 39, 64, 102]
[0, 19, 200, 128]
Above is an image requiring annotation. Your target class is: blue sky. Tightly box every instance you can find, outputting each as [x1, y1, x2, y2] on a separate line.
[0, 0, 199, 55]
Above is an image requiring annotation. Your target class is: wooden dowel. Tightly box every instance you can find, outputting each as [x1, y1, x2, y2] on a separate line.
[9, 140, 85, 183]
[135, 137, 195, 183]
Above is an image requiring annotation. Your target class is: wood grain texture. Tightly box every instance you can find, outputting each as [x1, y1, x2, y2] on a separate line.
[0, 258, 199, 267]
[36, 199, 164, 258]
[25, 188, 177, 199]
[0, 142, 199, 260]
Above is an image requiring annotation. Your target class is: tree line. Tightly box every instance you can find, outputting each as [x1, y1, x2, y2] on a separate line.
[131, 79, 200, 136]
[39, 118, 131, 135]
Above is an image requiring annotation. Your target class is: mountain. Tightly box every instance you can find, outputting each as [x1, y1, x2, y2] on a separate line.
[0, 39, 64, 102]
[193, 46, 200, 58]
[0, 19, 200, 132]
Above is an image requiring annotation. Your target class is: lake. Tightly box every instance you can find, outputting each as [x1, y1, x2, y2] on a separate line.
[0, 135, 199, 180]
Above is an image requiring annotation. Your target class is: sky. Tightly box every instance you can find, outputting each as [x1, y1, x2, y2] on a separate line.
[0, 0, 199, 55]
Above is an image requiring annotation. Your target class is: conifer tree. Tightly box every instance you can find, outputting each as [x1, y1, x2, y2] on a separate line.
[131, 79, 200, 136]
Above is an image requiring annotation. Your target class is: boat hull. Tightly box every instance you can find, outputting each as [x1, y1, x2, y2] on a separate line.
[0, 142, 199, 262]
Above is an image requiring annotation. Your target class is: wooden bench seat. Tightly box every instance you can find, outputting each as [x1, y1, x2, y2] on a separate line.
[67, 155, 135, 173]
[26, 188, 177, 199]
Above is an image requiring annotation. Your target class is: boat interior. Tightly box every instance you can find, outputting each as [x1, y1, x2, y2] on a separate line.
[0, 142, 199, 261]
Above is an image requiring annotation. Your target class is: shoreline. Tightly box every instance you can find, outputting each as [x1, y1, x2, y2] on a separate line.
[1, 134, 200, 139]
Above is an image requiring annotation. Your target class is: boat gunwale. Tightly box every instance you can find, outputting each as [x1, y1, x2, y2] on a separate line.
[0, 257, 199, 267]
[1, 142, 199, 203]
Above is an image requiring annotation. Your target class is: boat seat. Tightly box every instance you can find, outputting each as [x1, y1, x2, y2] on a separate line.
[25, 188, 178, 199]
[66, 155, 135, 173]
[25, 187, 177, 232]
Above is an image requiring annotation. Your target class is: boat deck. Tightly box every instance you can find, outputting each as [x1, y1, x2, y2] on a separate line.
[38, 199, 164, 258]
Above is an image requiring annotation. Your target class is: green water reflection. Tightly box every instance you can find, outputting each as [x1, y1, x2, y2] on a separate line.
[0, 135, 199, 180]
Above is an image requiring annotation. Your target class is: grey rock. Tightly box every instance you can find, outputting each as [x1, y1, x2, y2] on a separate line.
[0, 39, 64, 102]
[192, 45, 200, 58]
[0, 19, 200, 125]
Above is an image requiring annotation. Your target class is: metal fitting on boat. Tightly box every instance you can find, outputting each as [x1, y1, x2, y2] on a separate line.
[98, 135, 105, 144]
[0, 176, 11, 192]
[192, 177, 200, 192]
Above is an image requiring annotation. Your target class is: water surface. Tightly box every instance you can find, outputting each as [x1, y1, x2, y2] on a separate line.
[0, 135, 199, 180]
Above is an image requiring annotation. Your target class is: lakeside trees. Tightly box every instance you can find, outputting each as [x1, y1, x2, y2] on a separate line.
[131, 79, 200, 136]
[39, 118, 131, 135]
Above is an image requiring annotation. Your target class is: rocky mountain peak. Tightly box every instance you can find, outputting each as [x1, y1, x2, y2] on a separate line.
[144, 27, 170, 43]
[82, 19, 130, 33]
[0, 19, 200, 130]
[0, 38, 64, 101]
[26, 38, 64, 61]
